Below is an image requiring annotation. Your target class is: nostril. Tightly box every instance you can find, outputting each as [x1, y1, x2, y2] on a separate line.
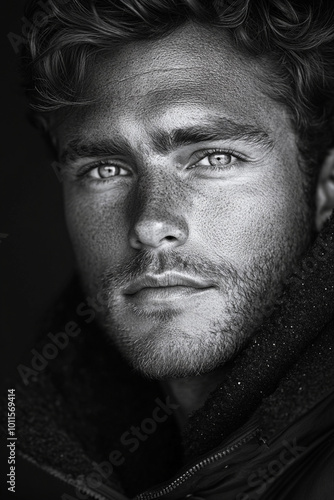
[129, 219, 189, 249]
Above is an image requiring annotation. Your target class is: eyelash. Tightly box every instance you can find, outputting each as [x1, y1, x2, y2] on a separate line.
[77, 160, 128, 183]
[190, 148, 246, 170]
[77, 148, 246, 183]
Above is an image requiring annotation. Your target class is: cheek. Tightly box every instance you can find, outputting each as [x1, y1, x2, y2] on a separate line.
[192, 165, 307, 267]
[63, 187, 129, 287]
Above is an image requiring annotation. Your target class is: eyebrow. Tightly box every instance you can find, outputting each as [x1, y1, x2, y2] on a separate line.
[60, 117, 273, 163]
[151, 118, 273, 155]
[60, 136, 133, 164]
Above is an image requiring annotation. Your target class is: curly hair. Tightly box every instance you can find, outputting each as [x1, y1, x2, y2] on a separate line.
[22, 0, 334, 185]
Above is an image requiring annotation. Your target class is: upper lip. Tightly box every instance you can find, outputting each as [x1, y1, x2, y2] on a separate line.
[124, 272, 215, 295]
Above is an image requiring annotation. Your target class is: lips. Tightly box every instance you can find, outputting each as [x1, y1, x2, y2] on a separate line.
[124, 272, 215, 296]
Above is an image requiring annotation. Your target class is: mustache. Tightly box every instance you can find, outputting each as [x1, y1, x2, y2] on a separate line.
[101, 250, 240, 292]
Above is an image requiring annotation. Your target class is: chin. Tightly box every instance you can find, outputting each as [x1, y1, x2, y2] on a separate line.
[107, 321, 244, 380]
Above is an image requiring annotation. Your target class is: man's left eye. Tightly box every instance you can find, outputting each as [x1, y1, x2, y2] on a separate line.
[196, 153, 235, 168]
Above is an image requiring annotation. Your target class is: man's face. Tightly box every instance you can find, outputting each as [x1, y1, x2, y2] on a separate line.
[55, 23, 313, 378]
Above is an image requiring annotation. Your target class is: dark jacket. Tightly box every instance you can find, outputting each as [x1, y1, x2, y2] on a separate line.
[2, 214, 334, 500]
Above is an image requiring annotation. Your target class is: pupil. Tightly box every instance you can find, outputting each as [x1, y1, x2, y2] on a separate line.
[99, 165, 117, 178]
[210, 154, 230, 166]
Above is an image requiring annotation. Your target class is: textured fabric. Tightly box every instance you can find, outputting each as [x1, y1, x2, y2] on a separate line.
[143, 392, 334, 500]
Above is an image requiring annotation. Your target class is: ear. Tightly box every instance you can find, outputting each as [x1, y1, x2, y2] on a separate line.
[315, 148, 334, 231]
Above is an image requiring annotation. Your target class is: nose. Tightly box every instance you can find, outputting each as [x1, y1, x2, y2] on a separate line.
[129, 218, 188, 250]
[128, 185, 189, 251]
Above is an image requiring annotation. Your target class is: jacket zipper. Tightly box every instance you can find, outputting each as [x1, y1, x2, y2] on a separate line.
[20, 425, 259, 500]
[19, 450, 129, 500]
[135, 426, 259, 500]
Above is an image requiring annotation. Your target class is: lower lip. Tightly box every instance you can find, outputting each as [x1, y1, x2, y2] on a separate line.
[125, 286, 212, 305]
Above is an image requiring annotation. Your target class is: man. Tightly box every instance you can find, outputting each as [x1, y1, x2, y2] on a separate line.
[4, 0, 334, 498]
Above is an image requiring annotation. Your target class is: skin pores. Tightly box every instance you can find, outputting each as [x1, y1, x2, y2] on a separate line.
[54, 22, 313, 378]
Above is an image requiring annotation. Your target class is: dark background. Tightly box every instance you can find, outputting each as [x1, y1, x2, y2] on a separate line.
[0, 2, 74, 389]
[1, 3, 75, 498]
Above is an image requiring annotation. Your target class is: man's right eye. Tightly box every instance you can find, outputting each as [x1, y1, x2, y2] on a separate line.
[90, 164, 129, 179]
[80, 160, 131, 180]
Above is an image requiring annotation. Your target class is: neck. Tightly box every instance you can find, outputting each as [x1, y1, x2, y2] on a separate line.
[161, 366, 228, 431]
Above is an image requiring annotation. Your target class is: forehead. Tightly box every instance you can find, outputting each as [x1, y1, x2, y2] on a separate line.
[54, 22, 291, 147]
